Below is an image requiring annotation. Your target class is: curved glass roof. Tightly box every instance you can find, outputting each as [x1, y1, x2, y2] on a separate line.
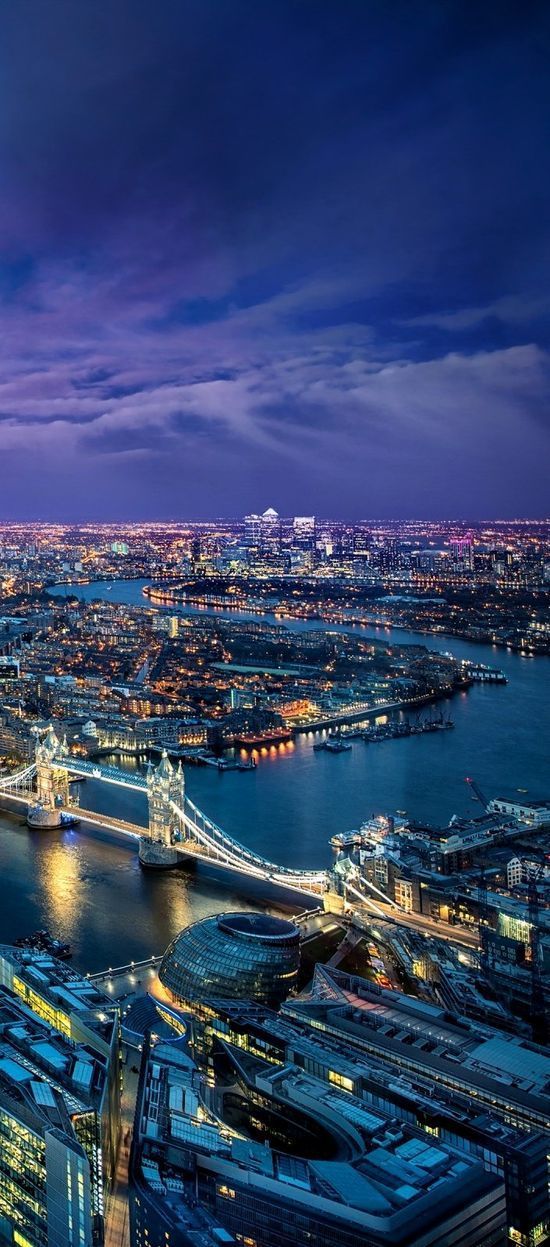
[217, 912, 300, 942]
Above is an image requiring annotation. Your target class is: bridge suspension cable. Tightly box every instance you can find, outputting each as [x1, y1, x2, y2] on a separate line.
[173, 797, 328, 894]
[0, 762, 37, 789]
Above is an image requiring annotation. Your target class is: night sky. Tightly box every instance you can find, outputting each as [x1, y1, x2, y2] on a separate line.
[0, 1, 549, 520]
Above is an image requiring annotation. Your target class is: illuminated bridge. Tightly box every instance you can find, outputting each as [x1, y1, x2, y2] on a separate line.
[0, 729, 480, 940]
[0, 727, 329, 899]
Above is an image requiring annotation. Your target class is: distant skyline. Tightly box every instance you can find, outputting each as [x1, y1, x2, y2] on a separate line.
[0, 2, 549, 520]
[0, 513, 546, 527]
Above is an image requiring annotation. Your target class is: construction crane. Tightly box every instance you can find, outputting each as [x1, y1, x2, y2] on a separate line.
[465, 777, 489, 809]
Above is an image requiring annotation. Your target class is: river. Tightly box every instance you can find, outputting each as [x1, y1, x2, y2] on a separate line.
[0, 578, 545, 973]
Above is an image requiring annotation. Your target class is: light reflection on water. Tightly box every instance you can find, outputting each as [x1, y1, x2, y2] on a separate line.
[3, 577, 545, 972]
[0, 809, 274, 973]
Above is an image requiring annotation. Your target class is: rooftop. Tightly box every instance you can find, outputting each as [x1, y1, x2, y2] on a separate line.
[283, 967, 550, 1109]
[133, 1037, 500, 1244]
[217, 912, 300, 942]
[0, 990, 110, 1134]
[0, 945, 118, 1044]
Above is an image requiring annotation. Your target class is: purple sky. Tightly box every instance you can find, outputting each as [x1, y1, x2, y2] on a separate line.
[0, 1, 549, 520]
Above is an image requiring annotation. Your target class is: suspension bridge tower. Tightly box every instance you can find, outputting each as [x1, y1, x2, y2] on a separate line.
[139, 751, 183, 869]
[34, 725, 70, 809]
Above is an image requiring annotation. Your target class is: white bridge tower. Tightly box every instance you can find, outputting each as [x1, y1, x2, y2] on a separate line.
[139, 751, 183, 869]
[34, 726, 70, 810]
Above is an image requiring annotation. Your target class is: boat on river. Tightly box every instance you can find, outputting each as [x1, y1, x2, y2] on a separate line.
[15, 929, 72, 959]
[314, 738, 352, 753]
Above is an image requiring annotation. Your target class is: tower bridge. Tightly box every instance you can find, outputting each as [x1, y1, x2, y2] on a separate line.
[0, 727, 329, 899]
[0, 729, 474, 937]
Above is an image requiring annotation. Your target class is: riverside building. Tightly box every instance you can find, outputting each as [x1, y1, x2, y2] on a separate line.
[158, 912, 301, 1009]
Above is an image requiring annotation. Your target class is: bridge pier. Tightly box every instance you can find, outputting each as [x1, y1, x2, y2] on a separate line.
[0, 739, 329, 897]
[139, 752, 183, 869]
[27, 726, 72, 829]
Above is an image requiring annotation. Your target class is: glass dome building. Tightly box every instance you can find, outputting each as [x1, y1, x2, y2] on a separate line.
[158, 911, 301, 1008]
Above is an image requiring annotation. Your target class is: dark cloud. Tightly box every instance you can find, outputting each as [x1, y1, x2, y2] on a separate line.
[0, 0, 548, 518]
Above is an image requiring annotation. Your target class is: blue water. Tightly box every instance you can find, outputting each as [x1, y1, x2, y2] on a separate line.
[51, 578, 549, 847]
[0, 576, 542, 974]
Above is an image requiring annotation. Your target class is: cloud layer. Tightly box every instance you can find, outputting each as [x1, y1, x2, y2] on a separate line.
[0, 1, 548, 518]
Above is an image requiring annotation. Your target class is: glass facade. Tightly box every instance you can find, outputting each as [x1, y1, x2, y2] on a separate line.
[159, 911, 301, 1007]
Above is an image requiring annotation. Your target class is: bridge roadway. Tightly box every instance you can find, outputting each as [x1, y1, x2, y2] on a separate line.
[0, 756, 329, 898]
[349, 891, 480, 949]
[52, 755, 329, 895]
[71, 804, 328, 894]
[0, 757, 481, 946]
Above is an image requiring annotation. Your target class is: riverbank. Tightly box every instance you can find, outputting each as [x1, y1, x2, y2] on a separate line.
[291, 680, 471, 735]
[140, 580, 548, 656]
[51, 577, 548, 656]
[49, 579, 548, 835]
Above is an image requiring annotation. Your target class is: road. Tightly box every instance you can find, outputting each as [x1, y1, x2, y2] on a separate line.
[105, 1047, 140, 1247]
[349, 896, 480, 949]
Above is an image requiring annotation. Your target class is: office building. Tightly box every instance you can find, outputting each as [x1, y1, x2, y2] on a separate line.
[293, 515, 316, 544]
[243, 509, 281, 553]
[158, 912, 301, 1009]
[129, 1035, 506, 1247]
[183, 984, 549, 1247]
[0, 962, 120, 1247]
[283, 966, 550, 1138]
[0, 947, 121, 1204]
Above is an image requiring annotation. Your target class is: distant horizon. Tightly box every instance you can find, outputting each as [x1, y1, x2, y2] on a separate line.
[0, 514, 547, 527]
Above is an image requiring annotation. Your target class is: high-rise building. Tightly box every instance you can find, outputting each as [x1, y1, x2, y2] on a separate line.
[260, 507, 281, 552]
[243, 512, 262, 546]
[0, 949, 121, 1246]
[378, 539, 399, 572]
[244, 509, 281, 552]
[450, 534, 474, 571]
[292, 515, 316, 545]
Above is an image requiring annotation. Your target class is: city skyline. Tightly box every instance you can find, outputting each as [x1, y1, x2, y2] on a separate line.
[0, 2, 549, 520]
[0, 9, 548, 1239]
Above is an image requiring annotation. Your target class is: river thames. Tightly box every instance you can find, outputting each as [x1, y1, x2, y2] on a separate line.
[0, 579, 547, 973]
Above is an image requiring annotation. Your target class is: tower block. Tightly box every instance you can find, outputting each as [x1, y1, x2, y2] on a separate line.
[139, 751, 182, 869]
